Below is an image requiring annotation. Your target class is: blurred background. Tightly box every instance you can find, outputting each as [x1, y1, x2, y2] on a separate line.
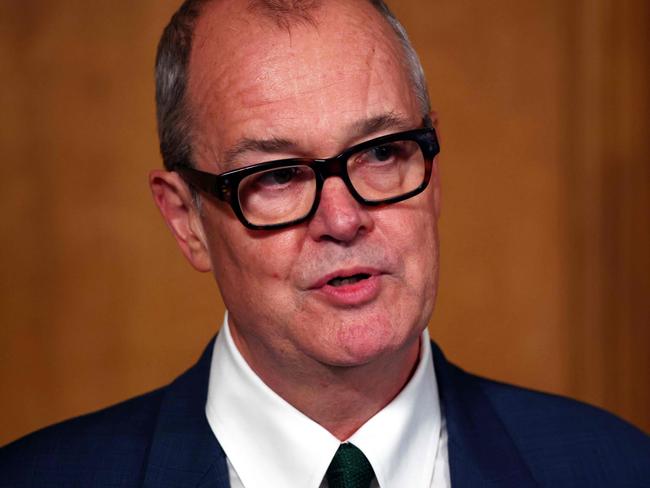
[1, 0, 648, 445]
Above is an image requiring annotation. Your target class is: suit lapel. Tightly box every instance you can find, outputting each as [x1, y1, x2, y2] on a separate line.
[143, 338, 230, 488]
[431, 342, 539, 487]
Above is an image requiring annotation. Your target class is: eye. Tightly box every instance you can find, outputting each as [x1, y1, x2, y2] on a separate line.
[368, 143, 397, 162]
[243, 166, 314, 196]
[356, 142, 406, 166]
[256, 167, 301, 188]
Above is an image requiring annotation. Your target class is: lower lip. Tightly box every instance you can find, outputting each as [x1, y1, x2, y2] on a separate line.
[315, 275, 382, 306]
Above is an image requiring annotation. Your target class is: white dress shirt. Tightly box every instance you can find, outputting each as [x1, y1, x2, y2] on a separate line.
[205, 313, 450, 488]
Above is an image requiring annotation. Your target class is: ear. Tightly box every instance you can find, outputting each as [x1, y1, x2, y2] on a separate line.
[429, 111, 442, 220]
[149, 170, 212, 272]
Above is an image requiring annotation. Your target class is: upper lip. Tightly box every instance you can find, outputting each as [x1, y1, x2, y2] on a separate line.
[308, 267, 383, 289]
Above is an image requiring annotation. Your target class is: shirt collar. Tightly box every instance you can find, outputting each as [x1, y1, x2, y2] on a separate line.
[205, 312, 441, 488]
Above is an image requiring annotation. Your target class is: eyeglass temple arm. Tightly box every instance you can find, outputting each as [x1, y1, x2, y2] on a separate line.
[175, 166, 232, 202]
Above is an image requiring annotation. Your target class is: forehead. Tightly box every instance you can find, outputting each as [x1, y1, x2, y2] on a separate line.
[187, 0, 420, 168]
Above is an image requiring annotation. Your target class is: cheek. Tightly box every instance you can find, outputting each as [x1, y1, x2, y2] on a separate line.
[205, 215, 305, 300]
[246, 231, 305, 281]
[399, 219, 439, 330]
[380, 202, 439, 295]
[384, 197, 438, 256]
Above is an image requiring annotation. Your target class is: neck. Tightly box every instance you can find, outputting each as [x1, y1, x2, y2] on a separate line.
[231, 328, 421, 440]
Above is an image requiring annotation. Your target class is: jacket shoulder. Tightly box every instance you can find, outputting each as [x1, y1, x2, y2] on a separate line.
[0, 388, 164, 487]
[476, 374, 650, 485]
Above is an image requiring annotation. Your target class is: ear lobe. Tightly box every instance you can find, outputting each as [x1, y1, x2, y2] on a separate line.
[149, 169, 212, 272]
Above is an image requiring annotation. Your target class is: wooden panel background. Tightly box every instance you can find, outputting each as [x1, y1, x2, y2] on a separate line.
[1, 0, 648, 445]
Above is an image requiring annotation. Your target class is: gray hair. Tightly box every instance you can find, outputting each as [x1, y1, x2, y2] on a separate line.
[155, 0, 431, 171]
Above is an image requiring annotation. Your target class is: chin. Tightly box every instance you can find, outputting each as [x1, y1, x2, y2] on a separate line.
[318, 312, 416, 367]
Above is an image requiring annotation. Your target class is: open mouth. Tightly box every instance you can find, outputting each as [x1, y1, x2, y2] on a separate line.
[327, 273, 371, 287]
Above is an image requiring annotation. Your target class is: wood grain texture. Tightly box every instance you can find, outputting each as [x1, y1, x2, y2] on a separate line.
[1, 0, 648, 445]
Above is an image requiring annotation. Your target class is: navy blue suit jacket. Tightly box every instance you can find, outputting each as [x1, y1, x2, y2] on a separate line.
[2, 340, 649, 487]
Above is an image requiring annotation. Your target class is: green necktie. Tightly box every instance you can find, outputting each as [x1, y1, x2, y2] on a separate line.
[326, 443, 375, 488]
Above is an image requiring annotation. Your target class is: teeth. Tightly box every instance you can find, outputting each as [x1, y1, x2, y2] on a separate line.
[328, 273, 370, 287]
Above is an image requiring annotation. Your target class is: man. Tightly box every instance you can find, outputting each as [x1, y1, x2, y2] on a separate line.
[1, 0, 649, 486]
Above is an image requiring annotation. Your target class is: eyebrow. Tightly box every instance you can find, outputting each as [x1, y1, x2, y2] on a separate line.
[347, 112, 414, 139]
[223, 137, 298, 170]
[221, 112, 415, 170]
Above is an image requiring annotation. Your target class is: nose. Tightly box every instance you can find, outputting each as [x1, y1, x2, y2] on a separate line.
[307, 177, 374, 243]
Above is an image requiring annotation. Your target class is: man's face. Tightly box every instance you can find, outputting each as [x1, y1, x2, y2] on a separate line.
[183, 0, 440, 373]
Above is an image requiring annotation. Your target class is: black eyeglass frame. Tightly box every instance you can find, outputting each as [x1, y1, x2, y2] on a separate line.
[174, 127, 440, 230]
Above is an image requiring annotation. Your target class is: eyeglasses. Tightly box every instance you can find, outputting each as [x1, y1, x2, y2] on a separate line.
[175, 127, 439, 230]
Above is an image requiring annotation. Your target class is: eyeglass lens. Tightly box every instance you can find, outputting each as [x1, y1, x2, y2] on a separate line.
[348, 139, 424, 201]
[239, 165, 318, 226]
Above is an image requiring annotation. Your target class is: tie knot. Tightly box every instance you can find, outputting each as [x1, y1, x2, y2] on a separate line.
[326, 443, 375, 488]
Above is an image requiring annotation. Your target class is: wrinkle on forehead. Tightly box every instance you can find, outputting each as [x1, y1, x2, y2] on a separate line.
[209, 43, 403, 115]
[357, 45, 376, 126]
